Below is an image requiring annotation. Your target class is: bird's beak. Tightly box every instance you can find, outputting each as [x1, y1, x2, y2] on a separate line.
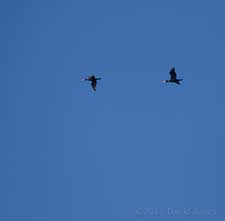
[161, 80, 166, 83]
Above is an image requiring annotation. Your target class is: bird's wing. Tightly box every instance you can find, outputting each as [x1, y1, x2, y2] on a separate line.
[169, 68, 177, 80]
[91, 80, 97, 91]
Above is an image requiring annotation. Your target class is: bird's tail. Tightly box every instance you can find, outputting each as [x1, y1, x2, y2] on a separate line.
[175, 79, 183, 85]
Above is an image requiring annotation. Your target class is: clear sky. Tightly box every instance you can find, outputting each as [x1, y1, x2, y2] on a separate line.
[1, 0, 224, 220]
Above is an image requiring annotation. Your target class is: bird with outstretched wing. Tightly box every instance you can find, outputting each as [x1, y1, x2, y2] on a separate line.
[82, 75, 101, 91]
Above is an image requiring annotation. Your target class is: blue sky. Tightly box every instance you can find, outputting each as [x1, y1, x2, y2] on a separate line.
[1, 0, 224, 220]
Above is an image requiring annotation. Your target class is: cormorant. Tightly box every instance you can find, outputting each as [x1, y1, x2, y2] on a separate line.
[162, 68, 183, 85]
[82, 75, 101, 91]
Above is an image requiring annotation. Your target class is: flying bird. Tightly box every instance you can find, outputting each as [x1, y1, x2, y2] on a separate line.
[82, 75, 102, 91]
[162, 68, 183, 85]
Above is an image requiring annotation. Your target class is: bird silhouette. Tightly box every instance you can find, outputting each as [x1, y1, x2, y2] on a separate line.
[82, 75, 102, 91]
[162, 68, 183, 85]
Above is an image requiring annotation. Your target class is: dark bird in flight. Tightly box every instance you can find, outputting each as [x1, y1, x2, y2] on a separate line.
[162, 68, 183, 85]
[82, 75, 102, 91]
